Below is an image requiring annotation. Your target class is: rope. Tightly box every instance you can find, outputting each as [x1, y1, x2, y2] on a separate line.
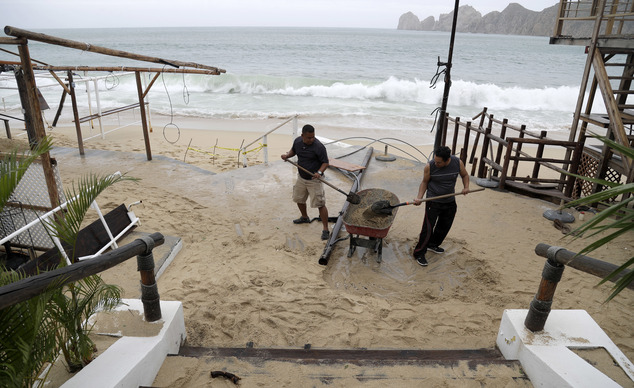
[182, 72, 190, 105]
[161, 66, 180, 144]
[105, 72, 119, 90]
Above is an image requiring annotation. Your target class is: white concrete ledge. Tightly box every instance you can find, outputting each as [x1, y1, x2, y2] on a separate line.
[497, 309, 634, 387]
[61, 299, 186, 388]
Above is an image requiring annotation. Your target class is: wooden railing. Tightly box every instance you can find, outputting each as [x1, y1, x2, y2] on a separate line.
[552, 0, 634, 41]
[442, 107, 584, 202]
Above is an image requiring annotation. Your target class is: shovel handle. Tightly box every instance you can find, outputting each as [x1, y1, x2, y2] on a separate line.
[417, 187, 485, 203]
[285, 159, 348, 195]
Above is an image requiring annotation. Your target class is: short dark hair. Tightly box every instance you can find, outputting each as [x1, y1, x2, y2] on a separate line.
[302, 124, 315, 134]
[435, 146, 452, 161]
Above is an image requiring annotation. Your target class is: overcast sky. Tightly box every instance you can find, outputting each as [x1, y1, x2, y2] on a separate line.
[3, 1, 559, 29]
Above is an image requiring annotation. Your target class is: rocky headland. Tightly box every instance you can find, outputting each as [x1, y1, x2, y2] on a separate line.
[397, 3, 561, 36]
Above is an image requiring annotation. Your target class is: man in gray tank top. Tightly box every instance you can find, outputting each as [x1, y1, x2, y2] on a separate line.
[412, 146, 471, 266]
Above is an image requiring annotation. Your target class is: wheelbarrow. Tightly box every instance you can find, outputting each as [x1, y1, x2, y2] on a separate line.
[343, 188, 399, 263]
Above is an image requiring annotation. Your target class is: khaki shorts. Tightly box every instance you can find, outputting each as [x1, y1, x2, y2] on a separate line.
[292, 175, 326, 208]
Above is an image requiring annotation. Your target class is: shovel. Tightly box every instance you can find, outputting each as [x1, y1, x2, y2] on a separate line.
[371, 187, 485, 215]
[285, 159, 361, 204]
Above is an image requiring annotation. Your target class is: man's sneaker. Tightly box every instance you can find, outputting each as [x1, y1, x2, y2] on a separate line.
[427, 245, 444, 254]
[321, 230, 330, 240]
[416, 256, 428, 266]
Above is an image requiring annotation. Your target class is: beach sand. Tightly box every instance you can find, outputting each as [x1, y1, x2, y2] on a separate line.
[2, 115, 633, 387]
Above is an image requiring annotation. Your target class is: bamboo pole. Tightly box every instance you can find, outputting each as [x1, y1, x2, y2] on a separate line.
[4, 26, 226, 74]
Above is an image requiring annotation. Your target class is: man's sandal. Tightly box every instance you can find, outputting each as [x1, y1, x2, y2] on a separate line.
[293, 217, 311, 224]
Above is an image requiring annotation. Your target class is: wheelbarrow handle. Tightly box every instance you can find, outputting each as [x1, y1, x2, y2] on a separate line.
[285, 159, 347, 196]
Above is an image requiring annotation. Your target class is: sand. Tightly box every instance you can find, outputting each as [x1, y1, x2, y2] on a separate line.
[2, 114, 633, 387]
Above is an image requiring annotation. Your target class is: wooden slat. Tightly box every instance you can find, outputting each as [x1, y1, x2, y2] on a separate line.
[178, 346, 514, 365]
[328, 157, 366, 172]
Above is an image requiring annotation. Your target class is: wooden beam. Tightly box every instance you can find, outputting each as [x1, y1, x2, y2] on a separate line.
[52, 89, 67, 127]
[0, 233, 165, 310]
[47, 70, 71, 94]
[135, 71, 152, 161]
[142, 73, 160, 99]
[0, 37, 26, 45]
[32, 64, 223, 75]
[592, 49, 633, 172]
[4, 26, 225, 73]
[16, 42, 60, 210]
[67, 71, 85, 156]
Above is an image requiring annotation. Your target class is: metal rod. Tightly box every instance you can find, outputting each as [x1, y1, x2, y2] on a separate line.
[319, 147, 374, 266]
[535, 243, 633, 289]
[433, 0, 460, 151]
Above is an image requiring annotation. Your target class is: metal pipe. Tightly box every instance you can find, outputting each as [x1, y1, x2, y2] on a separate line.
[319, 147, 374, 265]
[535, 243, 633, 289]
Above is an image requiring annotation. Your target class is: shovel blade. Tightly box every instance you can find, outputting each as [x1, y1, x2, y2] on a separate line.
[348, 193, 361, 204]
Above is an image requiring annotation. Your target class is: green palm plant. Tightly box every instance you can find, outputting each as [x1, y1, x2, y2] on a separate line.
[564, 134, 634, 302]
[1, 138, 137, 383]
[1, 137, 58, 388]
[48, 275, 121, 372]
[41, 172, 136, 372]
[0, 270, 58, 388]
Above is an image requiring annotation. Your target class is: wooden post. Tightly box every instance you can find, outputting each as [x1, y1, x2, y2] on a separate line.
[451, 117, 460, 155]
[461, 121, 471, 166]
[531, 131, 547, 180]
[499, 138, 515, 189]
[477, 116, 493, 178]
[135, 71, 152, 161]
[511, 124, 526, 178]
[564, 141, 585, 198]
[494, 118, 508, 177]
[52, 89, 67, 127]
[469, 110, 488, 164]
[15, 42, 60, 209]
[67, 71, 85, 156]
[2, 119, 10, 139]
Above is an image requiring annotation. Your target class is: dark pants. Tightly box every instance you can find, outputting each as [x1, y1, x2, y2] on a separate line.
[413, 200, 457, 258]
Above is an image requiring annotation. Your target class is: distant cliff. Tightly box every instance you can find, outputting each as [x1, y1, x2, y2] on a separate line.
[398, 3, 559, 36]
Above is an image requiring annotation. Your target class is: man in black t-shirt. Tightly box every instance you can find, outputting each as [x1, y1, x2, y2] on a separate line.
[281, 124, 330, 240]
[412, 146, 471, 267]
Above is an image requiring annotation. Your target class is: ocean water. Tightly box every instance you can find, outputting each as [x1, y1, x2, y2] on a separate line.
[0, 27, 595, 144]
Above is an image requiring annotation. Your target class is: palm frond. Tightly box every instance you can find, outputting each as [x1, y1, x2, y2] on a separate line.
[561, 133, 634, 301]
